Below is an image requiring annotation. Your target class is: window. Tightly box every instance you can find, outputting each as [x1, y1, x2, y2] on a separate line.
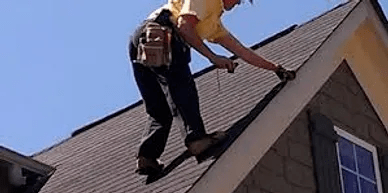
[334, 127, 384, 193]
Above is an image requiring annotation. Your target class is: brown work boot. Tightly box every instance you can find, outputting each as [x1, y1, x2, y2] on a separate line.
[135, 156, 164, 175]
[186, 131, 228, 156]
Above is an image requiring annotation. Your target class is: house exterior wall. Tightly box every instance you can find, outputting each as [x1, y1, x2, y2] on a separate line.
[0, 161, 10, 193]
[233, 63, 388, 193]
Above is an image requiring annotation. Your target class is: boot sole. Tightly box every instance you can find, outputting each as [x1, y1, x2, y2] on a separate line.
[135, 164, 164, 176]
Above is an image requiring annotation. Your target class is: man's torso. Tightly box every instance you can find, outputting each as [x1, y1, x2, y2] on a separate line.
[149, 0, 227, 42]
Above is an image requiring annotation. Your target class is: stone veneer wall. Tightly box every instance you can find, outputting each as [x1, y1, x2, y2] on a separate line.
[233, 63, 388, 193]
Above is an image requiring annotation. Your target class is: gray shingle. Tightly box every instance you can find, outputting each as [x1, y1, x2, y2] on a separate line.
[33, 2, 358, 193]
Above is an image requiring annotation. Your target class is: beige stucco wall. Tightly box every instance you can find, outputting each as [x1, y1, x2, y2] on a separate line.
[338, 19, 388, 132]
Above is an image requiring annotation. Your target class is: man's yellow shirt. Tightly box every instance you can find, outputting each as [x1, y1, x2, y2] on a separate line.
[166, 0, 228, 42]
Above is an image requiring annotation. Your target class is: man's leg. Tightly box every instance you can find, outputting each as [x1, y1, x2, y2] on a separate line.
[167, 63, 207, 145]
[165, 37, 227, 156]
[134, 64, 173, 160]
[166, 56, 227, 157]
[163, 36, 207, 146]
[130, 43, 173, 160]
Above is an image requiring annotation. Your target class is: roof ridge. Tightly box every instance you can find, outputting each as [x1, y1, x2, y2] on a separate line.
[297, 1, 354, 29]
[292, 0, 361, 74]
[370, 0, 388, 33]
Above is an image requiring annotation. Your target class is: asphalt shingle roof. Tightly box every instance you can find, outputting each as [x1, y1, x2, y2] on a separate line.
[33, 1, 358, 192]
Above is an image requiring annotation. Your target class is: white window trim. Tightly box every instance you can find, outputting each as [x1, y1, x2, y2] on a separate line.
[334, 126, 384, 193]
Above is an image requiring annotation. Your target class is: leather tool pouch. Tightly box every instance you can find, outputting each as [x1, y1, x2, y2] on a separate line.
[136, 22, 172, 67]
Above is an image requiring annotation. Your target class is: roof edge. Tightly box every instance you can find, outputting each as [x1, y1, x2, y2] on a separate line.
[0, 146, 55, 175]
[71, 100, 143, 137]
[297, 1, 352, 29]
[370, 0, 388, 33]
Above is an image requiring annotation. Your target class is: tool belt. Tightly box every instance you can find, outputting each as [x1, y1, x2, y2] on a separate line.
[135, 10, 174, 67]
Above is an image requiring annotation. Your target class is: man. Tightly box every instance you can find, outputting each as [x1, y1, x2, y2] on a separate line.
[129, 0, 295, 175]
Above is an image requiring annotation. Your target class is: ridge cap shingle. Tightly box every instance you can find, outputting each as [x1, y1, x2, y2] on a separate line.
[297, 1, 357, 29]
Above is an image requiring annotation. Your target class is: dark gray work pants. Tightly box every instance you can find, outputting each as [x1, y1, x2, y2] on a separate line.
[129, 21, 206, 159]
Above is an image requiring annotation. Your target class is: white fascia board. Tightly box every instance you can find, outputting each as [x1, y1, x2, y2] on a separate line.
[187, 2, 369, 193]
[0, 146, 54, 176]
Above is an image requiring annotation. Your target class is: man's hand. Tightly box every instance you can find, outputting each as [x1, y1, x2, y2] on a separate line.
[210, 55, 236, 72]
[177, 15, 238, 73]
[274, 65, 296, 82]
[214, 32, 278, 71]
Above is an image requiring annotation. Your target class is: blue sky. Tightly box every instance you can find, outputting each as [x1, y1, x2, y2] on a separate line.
[1, 0, 387, 155]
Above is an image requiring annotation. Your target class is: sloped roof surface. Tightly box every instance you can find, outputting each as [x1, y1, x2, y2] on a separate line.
[33, 1, 358, 193]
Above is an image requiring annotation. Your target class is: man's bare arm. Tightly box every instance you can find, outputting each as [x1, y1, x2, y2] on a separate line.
[213, 32, 278, 71]
[177, 15, 235, 71]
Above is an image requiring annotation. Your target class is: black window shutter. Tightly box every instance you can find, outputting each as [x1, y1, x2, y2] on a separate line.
[308, 112, 342, 193]
[378, 152, 388, 192]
